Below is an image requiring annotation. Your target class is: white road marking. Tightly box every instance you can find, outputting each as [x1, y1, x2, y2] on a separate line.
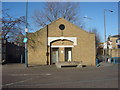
[3, 73, 52, 87]
[45, 73, 51, 75]
[3, 78, 33, 87]
[9, 73, 51, 76]
[2, 73, 51, 86]
[2, 77, 117, 87]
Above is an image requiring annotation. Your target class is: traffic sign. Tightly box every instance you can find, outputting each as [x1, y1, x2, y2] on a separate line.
[23, 38, 28, 43]
[108, 41, 112, 45]
[103, 42, 107, 49]
[108, 45, 112, 49]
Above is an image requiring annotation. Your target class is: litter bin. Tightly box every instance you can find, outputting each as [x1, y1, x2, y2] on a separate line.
[108, 58, 112, 63]
[96, 58, 100, 67]
[113, 57, 120, 64]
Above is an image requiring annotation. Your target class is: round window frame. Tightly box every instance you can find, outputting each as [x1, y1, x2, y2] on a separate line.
[59, 24, 65, 30]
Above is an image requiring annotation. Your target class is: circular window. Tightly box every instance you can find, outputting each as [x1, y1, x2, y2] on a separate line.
[59, 24, 65, 30]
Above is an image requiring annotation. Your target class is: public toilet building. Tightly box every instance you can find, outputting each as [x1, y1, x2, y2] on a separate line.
[28, 18, 96, 66]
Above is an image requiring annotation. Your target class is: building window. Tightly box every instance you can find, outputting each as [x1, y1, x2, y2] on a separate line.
[59, 24, 65, 30]
[116, 39, 120, 44]
[116, 39, 120, 48]
[118, 45, 120, 48]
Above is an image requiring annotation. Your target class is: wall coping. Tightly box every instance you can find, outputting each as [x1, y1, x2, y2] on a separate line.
[48, 37, 77, 46]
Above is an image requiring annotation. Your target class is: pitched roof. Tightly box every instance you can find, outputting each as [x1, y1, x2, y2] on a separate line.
[110, 34, 120, 38]
[46, 17, 91, 34]
[30, 18, 93, 35]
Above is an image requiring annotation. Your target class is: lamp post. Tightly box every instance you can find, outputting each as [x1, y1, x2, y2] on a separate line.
[0, 37, 1, 63]
[83, 16, 93, 20]
[103, 9, 113, 61]
[83, 16, 93, 30]
[25, 0, 28, 67]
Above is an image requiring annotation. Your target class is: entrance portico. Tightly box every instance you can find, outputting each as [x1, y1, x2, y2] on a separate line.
[48, 37, 77, 64]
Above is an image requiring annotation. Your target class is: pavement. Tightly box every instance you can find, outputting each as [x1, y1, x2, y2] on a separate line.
[99, 61, 115, 67]
[1, 62, 119, 88]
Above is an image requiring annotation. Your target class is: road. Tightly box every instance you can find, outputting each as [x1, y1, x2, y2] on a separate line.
[2, 62, 119, 88]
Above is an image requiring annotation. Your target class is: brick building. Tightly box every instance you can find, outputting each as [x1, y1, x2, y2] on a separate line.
[2, 39, 25, 64]
[28, 18, 96, 66]
[108, 35, 120, 57]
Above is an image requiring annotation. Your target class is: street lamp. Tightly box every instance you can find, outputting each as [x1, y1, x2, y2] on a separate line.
[82, 16, 93, 30]
[25, 0, 28, 67]
[104, 9, 113, 42]
[83, 16, 93, 20]
[103, 9, 113, 61]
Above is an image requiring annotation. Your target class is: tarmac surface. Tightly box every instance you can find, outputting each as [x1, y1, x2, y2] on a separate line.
[1, 62, 119, 88]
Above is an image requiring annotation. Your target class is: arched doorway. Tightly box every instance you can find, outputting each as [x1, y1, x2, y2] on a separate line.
[50, 39, 74, 64]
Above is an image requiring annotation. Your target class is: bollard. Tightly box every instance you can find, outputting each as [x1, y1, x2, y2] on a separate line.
[113, 57, 117, 64]
[118, 57, 120, 64]
[108, 58, 111, 63]
[21, 55, 23, 64]
[96, 59, 98, 65]
[109, 58, 112, 63]
[96, 59, 100, 67]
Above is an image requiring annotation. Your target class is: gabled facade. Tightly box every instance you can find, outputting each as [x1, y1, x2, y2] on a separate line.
[28, 18, 96, 66]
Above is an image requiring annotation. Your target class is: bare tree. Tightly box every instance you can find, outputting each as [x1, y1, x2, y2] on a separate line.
[89, 28, 101, 48]
[1, 9, 26, 44]
[32, 2, 80, 27]
[15, 32, 25, 46]
[89, 28, 101, 57]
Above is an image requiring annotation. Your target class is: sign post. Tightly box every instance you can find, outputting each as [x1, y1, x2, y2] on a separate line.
[103, 42, 108, 62]
[24, 0, 28, 67]
[108, 41, 112, 57]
